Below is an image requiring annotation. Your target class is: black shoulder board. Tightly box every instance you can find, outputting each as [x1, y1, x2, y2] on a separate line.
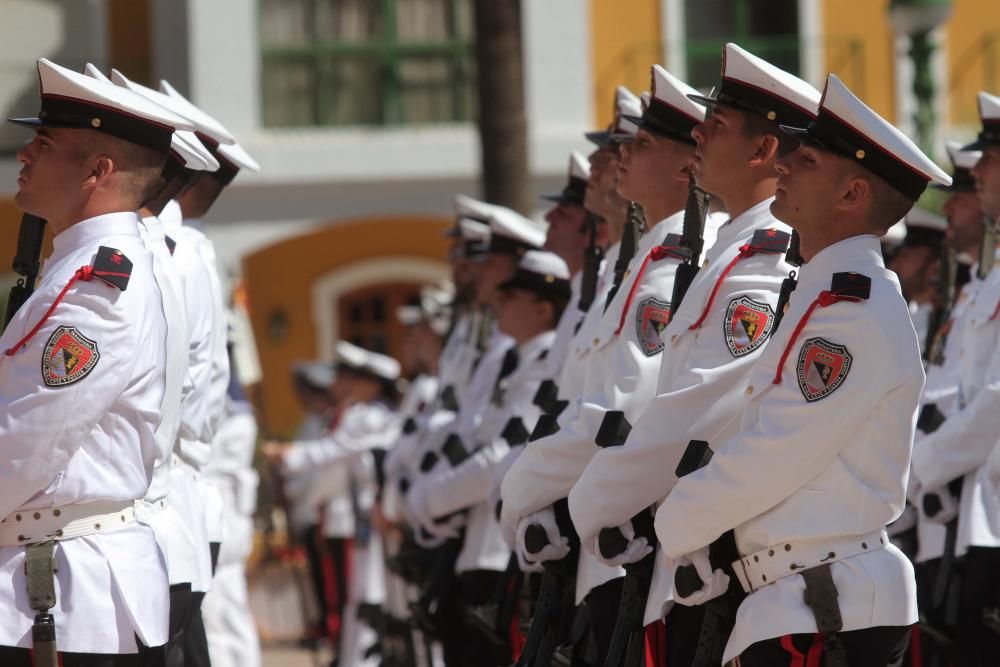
[830, 272, 871, 299]
[656, 233, 690, 261]
[93, 246, 132, 291]
[748, 229, 791, 254]
[164, 235, 177, 255]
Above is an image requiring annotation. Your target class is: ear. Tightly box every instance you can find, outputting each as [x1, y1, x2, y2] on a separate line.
[748, 133, 781, 168]
[82, 155, 115, 192]
[837, 175, 870, 214]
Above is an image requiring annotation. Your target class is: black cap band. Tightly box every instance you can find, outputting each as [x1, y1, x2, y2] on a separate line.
[934, 166, 977, 193]
[692, 77, 817, 129]
[787, 110, 929, 201]
[10, 94, 173, 153]
[499, 269, 571, 300]
[488, 235, 534, 257]
[543, 175, 588, 206]
[633, 97, 701, 145]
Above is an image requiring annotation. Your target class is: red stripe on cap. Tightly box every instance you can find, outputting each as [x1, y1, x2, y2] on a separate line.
[821, 107, 936, 182]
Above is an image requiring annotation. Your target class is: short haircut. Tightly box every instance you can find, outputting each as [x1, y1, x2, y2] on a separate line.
[72, 130, 167, 205]
[845, 161, 915, 233]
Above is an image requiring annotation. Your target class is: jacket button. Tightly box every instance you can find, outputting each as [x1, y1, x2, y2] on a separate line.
[745, 385, 754, 396]
[593, 338, 600, 346]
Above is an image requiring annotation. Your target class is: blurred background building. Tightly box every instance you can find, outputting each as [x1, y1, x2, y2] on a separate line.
[0, 0, 997, 434]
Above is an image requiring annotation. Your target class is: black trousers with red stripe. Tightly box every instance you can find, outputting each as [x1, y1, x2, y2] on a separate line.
[736, 624, 911, 667]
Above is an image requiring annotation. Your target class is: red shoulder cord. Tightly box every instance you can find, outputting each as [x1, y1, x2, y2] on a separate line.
[4, 265, 129, 356]
[687, 243, 759, 331]
[614, 245, 683, 335]
[771, 290, 864, 384]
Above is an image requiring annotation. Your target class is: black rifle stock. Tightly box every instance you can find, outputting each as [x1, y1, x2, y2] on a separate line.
[604, 202, 644, 312]
[579, 213, 605, 313]
[978, 214, 998, 280]
[668, 180, 710, 321]
[4, 214, 47, 330]
[925, 246, 958, 363]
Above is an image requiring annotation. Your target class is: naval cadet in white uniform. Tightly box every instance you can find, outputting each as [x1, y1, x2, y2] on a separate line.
[911, 90, 1000, 666]
[653, 73, 950, 666]
[0, 58, 196, 665]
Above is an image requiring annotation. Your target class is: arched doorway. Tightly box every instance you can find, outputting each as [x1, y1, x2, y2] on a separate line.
[242, 215, 451, 436]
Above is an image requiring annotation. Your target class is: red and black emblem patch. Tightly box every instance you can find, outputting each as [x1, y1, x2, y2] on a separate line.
[636, 297, 671, 356]
[724, 297, 774, 357]
[41, 326, 99, 387]
[796, 337, 852, 402]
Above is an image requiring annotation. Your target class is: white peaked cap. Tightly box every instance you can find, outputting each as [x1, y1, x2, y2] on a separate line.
[963, 91, 1000, 150]
[588, 85, 643, 145]
[936, 140, 981, 192]
[292, 360, 336, 389]
[945, 140, 982, 170]
[498, 249, 572, 298]
[459, 218, 491, 242]
[542, 151, 590, 205]
[518, 249, 570, 281]
[690, 43, 821, 127]
[486, 207, 549, 254]
[905, 207, 947, 233]
[785, 74, 950, 199]
[334, 340, 400, 381]
[622, 65, 705, 144]
[9, 58, 193, 153]
[216, 141, 261, 173]
[157, 78, 235, 146]
[91, 66, 218, 172]
[454, 193, 501, 222]
[570, 150, 591, 180]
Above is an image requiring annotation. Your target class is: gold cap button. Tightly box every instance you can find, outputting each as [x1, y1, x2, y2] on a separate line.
[91, 117, 102, 128]
[855, 149, 865, 159]
[767, 111, 777, 120]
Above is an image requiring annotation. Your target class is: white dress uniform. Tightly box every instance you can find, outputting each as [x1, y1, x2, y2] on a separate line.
[654, 235, 923, 660]
[568, 200, 793, 617]
[0, 214, 173, 652]
[424, 331, 556, 573]
[911, 250, 1000, 555]
[201, 394, 261, 667]
[654, 70, 953, 661]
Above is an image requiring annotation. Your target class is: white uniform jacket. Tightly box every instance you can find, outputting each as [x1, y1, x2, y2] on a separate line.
[544, 272, 583, 378]
[423, 332, 554, 572]
[911, 250, 1000, 553]
[0, 213, 171, 652]
[912, 282, 973, 563]
[138, 214, 202, 588]
[283, 401, 400, 477]
[568, 200, 794, 619]
[502, 212, 692, 534]
[654, 235, 922, 662]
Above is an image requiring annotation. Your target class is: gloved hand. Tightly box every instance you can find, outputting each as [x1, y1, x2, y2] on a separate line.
[920, 488, 959, 525]
[670, 547, 730, 607]
[591, 521, 652, 568]
[517, 507, 571, 565]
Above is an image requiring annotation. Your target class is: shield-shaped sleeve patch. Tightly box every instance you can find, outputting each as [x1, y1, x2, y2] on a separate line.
[796, 337, 852, 402]
[724, 296, 775, 357]
[41, 326, 100, 387]
[635, 297, 671, 356]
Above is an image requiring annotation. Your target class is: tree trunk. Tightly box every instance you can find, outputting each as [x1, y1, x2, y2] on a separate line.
[473, 0, 531, 215]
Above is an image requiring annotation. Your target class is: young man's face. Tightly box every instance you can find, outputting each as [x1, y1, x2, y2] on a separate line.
[690, 105, 759, 196]
[475, 253, 517, 305]
[772, 143, 848, 233]
[586, 146, 624, 215]
[616, 128, 694, 205]
[544, 202, 589, 268]
[495, 287, 550, 342]
[888, 244, 937, 300]
[943, 190, 984, 256]
[15, 127, 89, 219]
[972, 146, 1000, 218]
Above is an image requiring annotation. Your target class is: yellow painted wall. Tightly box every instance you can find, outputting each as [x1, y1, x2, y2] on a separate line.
[947, 0, 1000, 128]
[821, 0, 897, 121]
[242, 216, 450, 437]
[0, 198, 54, 274]
[589, 0, 663, 130]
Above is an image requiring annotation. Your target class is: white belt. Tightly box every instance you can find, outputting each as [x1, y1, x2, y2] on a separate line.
[0, 500, 139, 546]
[732, 529, 888, 594]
